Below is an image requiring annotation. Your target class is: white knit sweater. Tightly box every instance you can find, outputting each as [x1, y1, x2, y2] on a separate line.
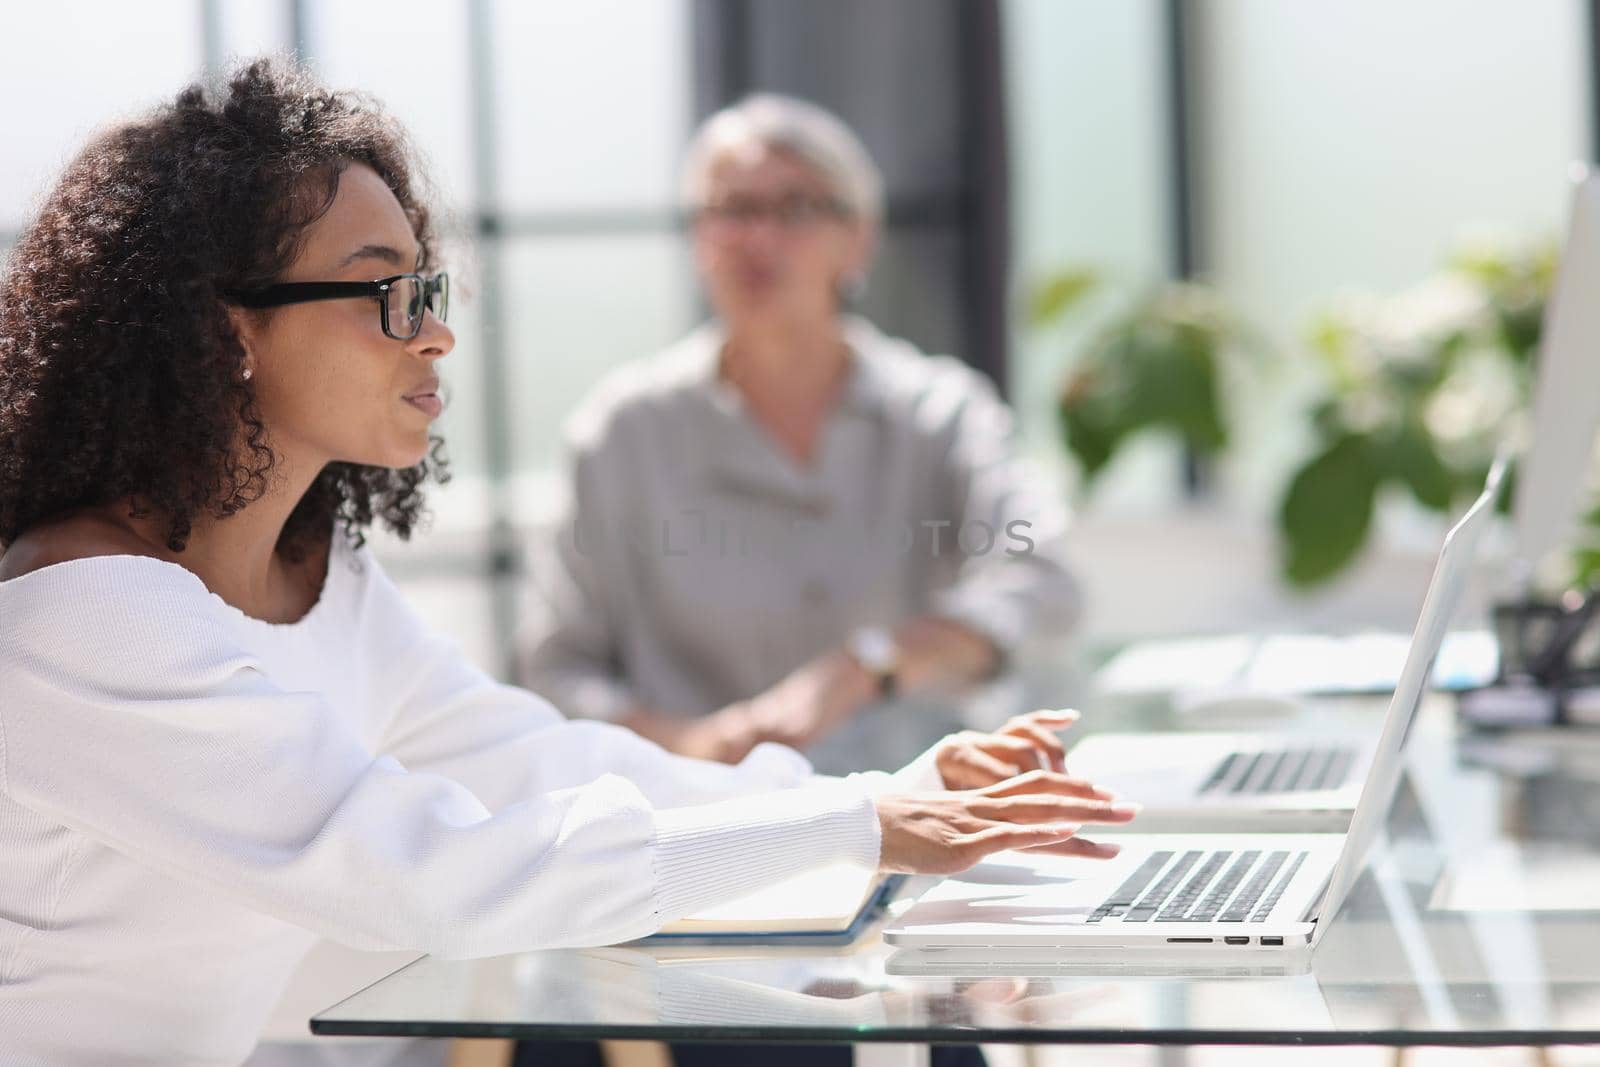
[0, 537, 901, 1066]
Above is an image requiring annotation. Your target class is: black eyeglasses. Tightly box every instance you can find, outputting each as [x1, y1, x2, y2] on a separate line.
[228, 271, 449, 341]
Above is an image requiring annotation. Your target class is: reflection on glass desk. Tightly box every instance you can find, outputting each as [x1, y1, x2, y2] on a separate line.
[313, 697, 1600, 1048]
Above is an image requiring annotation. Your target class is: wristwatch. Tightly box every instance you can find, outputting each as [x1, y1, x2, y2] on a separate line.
[848, 626, 900, 699]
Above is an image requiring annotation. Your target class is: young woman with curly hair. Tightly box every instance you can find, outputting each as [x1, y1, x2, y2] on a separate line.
[0, 59, 1135, 1065]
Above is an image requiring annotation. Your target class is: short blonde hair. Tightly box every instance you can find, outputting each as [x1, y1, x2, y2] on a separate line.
[681, 93, 885, 226]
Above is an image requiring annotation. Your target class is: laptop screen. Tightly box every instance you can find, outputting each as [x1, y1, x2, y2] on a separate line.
[1310, 450, 1509, 946]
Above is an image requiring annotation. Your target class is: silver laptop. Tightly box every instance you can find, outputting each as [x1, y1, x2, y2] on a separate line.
[1062, 730, 1374, 832]
[883, 454, 1506, 965]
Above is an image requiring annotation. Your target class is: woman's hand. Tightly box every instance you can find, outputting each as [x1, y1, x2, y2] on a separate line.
[933, 708, 1088, 791]
[894, 615, 1000, 691]
[875, 773, 1140, 874]
[734, 650, 877, 751]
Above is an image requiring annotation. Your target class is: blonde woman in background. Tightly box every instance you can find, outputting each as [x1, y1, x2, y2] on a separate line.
[520, 94, 1081, 776]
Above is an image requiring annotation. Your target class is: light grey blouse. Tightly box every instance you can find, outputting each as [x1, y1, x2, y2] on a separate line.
[517, 317, 1081, 773]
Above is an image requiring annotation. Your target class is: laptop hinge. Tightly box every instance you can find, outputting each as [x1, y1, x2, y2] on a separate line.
[1297, 873, 1333, 924]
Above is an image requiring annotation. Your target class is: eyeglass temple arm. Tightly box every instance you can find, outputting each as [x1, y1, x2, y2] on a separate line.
[229, 281, 384, 309]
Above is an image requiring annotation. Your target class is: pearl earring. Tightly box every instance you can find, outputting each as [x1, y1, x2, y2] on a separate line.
[241, 367, 253, 381]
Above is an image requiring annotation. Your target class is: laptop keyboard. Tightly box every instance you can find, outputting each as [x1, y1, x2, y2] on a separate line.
[1198, 746, 1357, 795]
[1087, 849, 1311, 924]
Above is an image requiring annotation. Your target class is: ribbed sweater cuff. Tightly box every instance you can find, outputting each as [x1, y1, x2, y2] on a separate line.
[650, 784, 881, 923]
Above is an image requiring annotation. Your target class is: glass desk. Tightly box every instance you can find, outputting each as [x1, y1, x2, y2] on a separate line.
[312, 697, 1600, 1056]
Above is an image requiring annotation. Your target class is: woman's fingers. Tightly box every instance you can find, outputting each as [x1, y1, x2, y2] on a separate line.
[1024, 836, 1123, 860]
[932, 711, 1084, 790]
[980, 769, 1118, 801]
[955, 822, 1083, 857]
[875, 782, 1133, 873]
[975, 734, 1052, 771]
[939, 744, 1021, 788]
[994, 723, 1066, 773]
[1012, 708, 1080, 729]
[952, 826, 1131, 870]
[974, 793, 1141, 825]
[979, 726, 1068, 777]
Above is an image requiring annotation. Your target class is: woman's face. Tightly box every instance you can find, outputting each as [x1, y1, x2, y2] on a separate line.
[234, 163, 453, 473]
[692, 145, 872, 332]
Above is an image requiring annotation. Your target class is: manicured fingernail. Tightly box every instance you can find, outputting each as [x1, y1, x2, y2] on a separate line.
[1092, 842, 1123, 856]
[1110, 802, 1143, 816]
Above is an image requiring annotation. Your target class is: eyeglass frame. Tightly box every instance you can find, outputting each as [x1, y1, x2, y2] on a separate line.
[226, 271, 449, 342]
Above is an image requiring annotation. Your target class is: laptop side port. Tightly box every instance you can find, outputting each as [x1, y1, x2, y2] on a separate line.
[1260, 936, 1284, 946]
[1165, 937, 1212, 943]
[1224, 936, 1249, 945]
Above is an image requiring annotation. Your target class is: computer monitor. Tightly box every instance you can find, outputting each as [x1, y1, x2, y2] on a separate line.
[1459, 169, 1600, 726]
[1510, 168, 1600, 589]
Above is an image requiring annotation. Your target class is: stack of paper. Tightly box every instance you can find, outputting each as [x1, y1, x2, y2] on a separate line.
[1096, 630, 1498, 698]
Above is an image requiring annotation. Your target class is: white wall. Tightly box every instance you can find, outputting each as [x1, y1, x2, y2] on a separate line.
[1198, 0, 1588, 508]
[1005, 0, 1586, 646]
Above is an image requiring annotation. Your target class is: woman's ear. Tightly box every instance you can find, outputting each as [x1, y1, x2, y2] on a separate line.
[223, 304, 259, 382]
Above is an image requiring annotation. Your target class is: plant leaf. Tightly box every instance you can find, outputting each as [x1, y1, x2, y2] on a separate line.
[1059, 400, 1122, 480]
[1170, 324, 1228, 452]
[1573, 547, 1600, 589]
[1279, 433, 1381, 587]
[1028, 269, 1099, 327]
[1384, 420, 1453, 511]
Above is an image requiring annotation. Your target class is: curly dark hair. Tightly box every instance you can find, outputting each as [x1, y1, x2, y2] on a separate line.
[0, 56, 449, 558]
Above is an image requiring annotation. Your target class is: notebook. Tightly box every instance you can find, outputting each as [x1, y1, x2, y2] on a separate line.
[640, 863, 903, 944]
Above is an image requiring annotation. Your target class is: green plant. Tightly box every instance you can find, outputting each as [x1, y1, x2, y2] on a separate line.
[1574, 504, 1600, 587]
[1029, 271, 1264, 483]
[1278, 238, 1553, 586]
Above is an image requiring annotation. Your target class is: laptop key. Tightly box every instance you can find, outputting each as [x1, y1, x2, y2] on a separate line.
[1295, 748, 1334, 791]
[1088, 850, 1175, 922]
[1188, 850, 1260, 922]
[1104, 851, 1175, 906]
[1318, 747, 1356, 790]
[1250, 851, 1310, 922]
[1156, 851, 1231, 921]
[1287, 747, 1344, 790]
[1122, 850, 1202, 922]
[1205, 745, 1359, 795]
[1199, 753, 1239, 795]
[1234, 751, 1283, 794]
[1222, 752, 1266, 795]
[1220, 850, 1289, 921]
[1266, 749, 1312, 792]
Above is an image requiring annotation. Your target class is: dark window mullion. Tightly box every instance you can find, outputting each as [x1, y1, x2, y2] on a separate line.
[1588, 0, 1600, 162]
[1163, 0, 1198, 282]
[1164, 0, 1206, 497]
